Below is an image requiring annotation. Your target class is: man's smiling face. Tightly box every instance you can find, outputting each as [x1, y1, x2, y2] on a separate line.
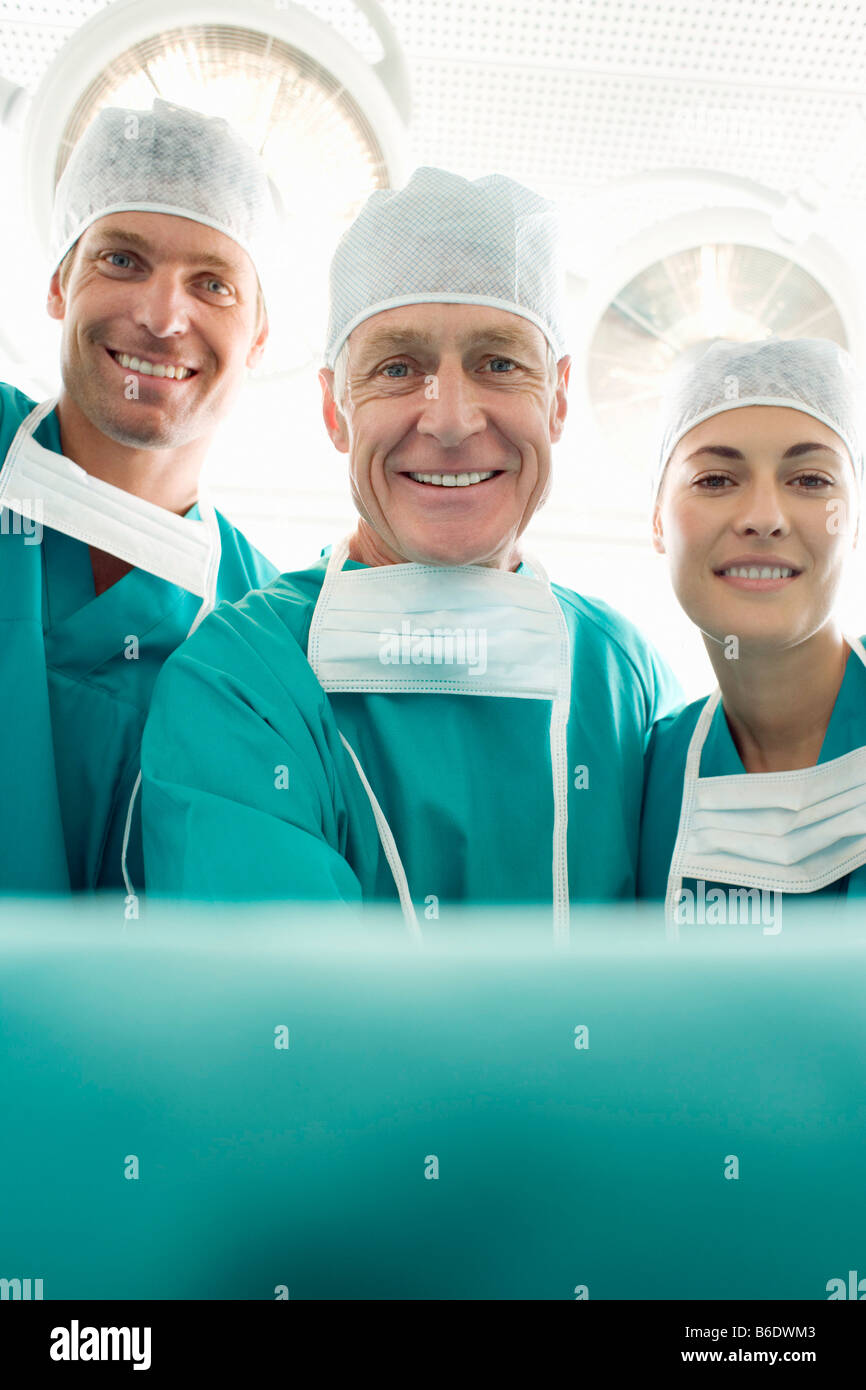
[320, 302, 570, 568]
[48, 210, 267, 450]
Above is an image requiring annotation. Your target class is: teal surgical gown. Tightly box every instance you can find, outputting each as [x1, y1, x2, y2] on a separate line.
[141, 556, 682, 905]
[638, 636, 866, 902]
[0, 383, 278, 895]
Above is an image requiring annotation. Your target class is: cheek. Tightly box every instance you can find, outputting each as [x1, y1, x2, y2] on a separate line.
[819, 494, 858, 547]
[513, 395, 550, 444]
[223, 325, 255, 370]
[807, 521, 851, 577]
[346, 440, 387, 504]
[74, 284, 126, 324]
[663, 501, 710, 566]
[350, 413, 408, 469]
[510, 411, 551, 486]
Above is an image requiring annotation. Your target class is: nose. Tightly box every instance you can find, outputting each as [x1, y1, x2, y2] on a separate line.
[132, 269, 190, 339]
[415, 362, 486, 447]
[733, 477, 790, 539]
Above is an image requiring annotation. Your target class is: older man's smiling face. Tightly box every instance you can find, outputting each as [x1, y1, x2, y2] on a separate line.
[320, 302, 570, 568]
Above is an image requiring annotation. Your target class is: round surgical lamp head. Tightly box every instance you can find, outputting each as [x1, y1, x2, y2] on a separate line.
[19, 0, 409, 266]
[563, 195, 861, 504]
[587, 242, 850, 464]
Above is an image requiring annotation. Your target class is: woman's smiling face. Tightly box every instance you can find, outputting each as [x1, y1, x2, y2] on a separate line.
[653, 405, 860, 653]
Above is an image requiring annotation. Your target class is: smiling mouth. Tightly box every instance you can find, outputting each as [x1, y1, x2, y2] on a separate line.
[404, 470, 502, 488]
[716, 565, 799, 580]
[713, 563, 803, 591]
[107, 348, 197, 380]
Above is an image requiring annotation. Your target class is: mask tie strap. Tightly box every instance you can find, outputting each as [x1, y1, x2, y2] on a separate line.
[0, 397, 58, 505]
[525, 552, 571, 946]
[308, 535, 351, 678]
[307, 537, 421, 938]
[339, 733, 422, 941]
[664, 688, 720, 934]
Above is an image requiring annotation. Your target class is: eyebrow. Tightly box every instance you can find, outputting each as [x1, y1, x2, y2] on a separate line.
[91, 228, 239, 276]
[684, 442, 845, 462]
[355, 323, 543, 362]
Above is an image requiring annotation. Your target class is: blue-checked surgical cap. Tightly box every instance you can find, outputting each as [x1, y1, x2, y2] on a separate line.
[654, 336, 865, 500]
[50, 99, 283, 306]
[324, 166, 566, 368]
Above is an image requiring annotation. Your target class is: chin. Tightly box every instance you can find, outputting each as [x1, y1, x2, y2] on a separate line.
[410, 527, 504, 568]
[412, 542, 489, 567]
[96, 410, 189, 450]
[707, 620, 798, 653]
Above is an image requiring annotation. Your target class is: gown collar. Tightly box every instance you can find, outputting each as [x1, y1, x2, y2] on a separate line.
[704, 639, 866, 774]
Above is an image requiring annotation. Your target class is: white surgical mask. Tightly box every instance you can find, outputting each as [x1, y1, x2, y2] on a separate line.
[307, 536, 573, 942]
[666, 635, 866, 922]
[1, 399, 221, 603]
[0, 398, 223, 897]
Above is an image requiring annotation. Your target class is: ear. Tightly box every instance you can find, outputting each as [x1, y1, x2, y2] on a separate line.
[652, 503, 666, 555]
[319, 368, 350, 454]
[246, 311, 269, 370]
[47, 267, 66, 322]
[549, 354, 570, 444]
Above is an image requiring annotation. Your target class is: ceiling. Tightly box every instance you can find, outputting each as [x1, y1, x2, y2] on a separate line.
[4, 0, 866, 202]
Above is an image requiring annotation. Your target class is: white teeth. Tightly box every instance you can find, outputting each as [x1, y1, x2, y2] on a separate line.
[407, 470, 497, 486]
[113, 351, 192, 379]
[721, 565, 794, 579]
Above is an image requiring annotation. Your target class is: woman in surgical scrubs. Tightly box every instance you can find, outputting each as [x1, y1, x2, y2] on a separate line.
[638, 337, 866, 916]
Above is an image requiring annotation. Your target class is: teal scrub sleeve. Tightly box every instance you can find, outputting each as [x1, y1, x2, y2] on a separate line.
[646, 645, 685, 736]
[141, 606, 364, 904]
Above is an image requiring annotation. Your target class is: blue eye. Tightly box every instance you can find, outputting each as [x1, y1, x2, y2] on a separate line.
[487, 358, 516, 372]
[203, 279, 230, 296]
[696, 474, 732, 489]
[105, 252, 134, 269]
[382, 362, 410, 377]
[794, 473, 831, 489]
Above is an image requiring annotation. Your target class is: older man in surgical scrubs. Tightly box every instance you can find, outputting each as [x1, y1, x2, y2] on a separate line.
[142, 168, 680, 933]
[0, 99, 279, 896]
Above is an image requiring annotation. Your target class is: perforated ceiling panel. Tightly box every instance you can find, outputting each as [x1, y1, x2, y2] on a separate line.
[390, 0, 866, 84]
[4, 1, 866, 201]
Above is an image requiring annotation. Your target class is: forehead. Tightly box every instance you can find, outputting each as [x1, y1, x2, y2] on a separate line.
[674, 404, 847, 459]
[348, 301, 548, 360]
[79, 210, 254, 279]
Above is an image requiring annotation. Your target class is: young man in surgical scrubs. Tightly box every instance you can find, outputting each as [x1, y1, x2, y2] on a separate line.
[638, 337, 866, 916]
[142, 168, 681, 931]
[0, 100, 279, 895]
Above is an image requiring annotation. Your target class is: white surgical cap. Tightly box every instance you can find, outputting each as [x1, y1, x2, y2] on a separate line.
[654, 336, 864, 500]
[324, 166, 566, 368]
[50, 98, 282, 305]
